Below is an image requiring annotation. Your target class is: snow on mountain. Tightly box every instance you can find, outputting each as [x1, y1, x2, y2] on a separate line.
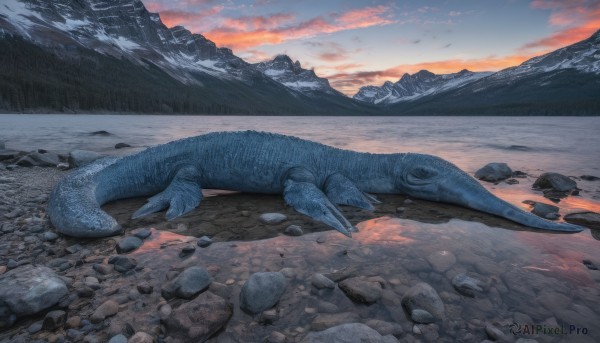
[253, 55, 343, 96]
[0, 0, 253, 84]
[354, 69, 491, 104]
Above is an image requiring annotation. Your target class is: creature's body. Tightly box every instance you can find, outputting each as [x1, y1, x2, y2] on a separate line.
[48, 131, 583, 238]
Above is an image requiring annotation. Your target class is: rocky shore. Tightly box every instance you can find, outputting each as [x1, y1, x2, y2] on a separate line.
[1, 145, 599, 343]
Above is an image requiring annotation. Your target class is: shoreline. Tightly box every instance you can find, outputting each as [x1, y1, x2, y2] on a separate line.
[1, 158, 599, 342]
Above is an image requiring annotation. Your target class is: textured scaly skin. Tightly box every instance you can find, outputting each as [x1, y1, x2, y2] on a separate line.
[47, 131, 584, 238]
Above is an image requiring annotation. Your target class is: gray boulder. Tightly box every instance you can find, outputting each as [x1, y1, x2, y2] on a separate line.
[531, 202, 560, 220]
[533, 172, 577, 192]
[68, 150, 103, 168]
[564, 211, 600, 229]
[165, 291, 232, 342]
[0, 265, 68, 328]
[17, 151, 60, 167]
[162, 266, 212, 300]
[401, 282, 445, 322]
[338, 277, 382, 304]
[240, 272, 287, 314]
[475, 163, 513, 182]
[301, 323, 399, 343]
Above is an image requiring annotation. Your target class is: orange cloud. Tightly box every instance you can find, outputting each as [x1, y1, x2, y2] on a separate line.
[323, 53, 539, 96]
[200, 6, 393, 50]
[523, 0, 600, 50]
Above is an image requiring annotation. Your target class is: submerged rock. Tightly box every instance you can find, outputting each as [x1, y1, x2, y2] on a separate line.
[475, 163, 513, 182]
[114, 143, 131, 149]
[580, 175, 600, 181]
[0, 265, 68, 328]
[239, 272, 287, 314]
[564, 211, 600, 229]
[533, 172, 577, 192]
[530, 202, 560, 220]
[401, 283, 445, 323]
[311, 273, 335, 289]
[338, 277, 382, 304]
[90, 300, 119, 323]
[162, 266, 212, 300]
[451, 273, 485, 297]
[164, 291, 232, 342]
[426, 250, 456, 272]
[301, 323, 399, 343]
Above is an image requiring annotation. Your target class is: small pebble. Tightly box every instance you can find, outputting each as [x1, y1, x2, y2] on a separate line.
[197, 236, 212, 247]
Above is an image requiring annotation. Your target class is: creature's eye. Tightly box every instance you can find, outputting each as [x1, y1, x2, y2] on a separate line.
[410, 167, 438, 180]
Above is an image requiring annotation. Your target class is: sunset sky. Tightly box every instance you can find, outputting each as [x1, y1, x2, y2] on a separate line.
[143, 0, 600, 95]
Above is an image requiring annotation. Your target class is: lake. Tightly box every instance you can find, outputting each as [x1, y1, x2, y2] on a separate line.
[1, 114, 599, 342]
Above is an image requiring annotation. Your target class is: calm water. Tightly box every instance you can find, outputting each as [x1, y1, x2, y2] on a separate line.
[2, 114, 600, 342]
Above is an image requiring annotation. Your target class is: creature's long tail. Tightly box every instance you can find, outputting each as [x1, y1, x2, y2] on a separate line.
[47, 157, 124, 238]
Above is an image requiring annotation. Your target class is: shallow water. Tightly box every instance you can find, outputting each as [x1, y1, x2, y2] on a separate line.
[2, 114, 600, 341]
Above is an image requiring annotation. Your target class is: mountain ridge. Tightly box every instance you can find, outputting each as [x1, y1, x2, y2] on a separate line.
[0, 0, 598, 115]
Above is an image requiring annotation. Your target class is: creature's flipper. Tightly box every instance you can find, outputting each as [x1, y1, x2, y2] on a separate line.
[132, 166, 203, 220]
[324, 173, 375, 210]
[283, 167, 355, 237]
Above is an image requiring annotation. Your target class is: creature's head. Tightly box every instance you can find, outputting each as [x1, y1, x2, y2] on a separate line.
[394, 153, 477, 206]
[393, 153, 583, 233]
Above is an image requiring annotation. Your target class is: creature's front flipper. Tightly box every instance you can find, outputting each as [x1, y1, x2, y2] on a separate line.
[282, 167, 355, 237]
[132, 166, 203, 220]
[324, 173, 375, 210]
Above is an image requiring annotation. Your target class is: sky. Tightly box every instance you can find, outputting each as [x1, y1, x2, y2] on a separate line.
[142, 0, 600, 96]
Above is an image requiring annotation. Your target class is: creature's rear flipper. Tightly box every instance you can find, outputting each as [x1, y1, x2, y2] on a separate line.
[283, 168, 355, 237]
[132, 166, 203, 220]
[324, 173, 375, 210]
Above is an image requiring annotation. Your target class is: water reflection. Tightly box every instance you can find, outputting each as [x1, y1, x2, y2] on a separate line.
[124, 216, 599, 342]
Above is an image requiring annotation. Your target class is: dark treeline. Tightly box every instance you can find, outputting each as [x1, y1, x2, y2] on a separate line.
[0, 36, 318, 115]
[1, 36, 599, 116]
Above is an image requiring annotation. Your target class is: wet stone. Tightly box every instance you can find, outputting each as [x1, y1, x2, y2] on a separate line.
[427, 250, 456, 272]
[364, 319, 404, 336]
[581, 175, 600, 181]
[338, 277, 382, 304]
[137, 282, 153, 294]
[90, 300, 119, 323]
[197, 236, 212, 247]
[311, 273, 335, 289]
[475, 162, 513, 182]
[259, 213, 287, 224]
[284, 224, 304, 236]
[93, 263, 112, 275]
[43, 310, 67, 331]
[411, 309, 436, 324]
[161, 266, 212, 300]
[533, 172, 577, 192]
[43, 231, 59, 242]
[531, 202, 560, 219]
[116, 236, 143, 254]
[27, 321, 43, 334]
[564, 211, 600, 229]
[132, 228, 151, 239]
[178, 244, 196, 258]
[68, 150, 102, 168]
[0, 265, 68, 328]
[164, 291, 233, 342]
[402, 282, 445, 323]
[240, 272, 287, 314]
[108, 256, 137, 273]
[114, 143, 131, 149]
[452, 273, 484, 297]
[65, 244, 83, 254]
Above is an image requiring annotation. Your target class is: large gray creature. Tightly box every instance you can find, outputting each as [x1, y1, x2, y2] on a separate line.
[48, 131, 584, 238]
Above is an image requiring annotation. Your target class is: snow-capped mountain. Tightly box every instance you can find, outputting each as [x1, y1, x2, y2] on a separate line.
[253, 55, 343, 96]
[0, 0, 252, 83]
[353, 69, 491, 104]
[0, 0, 374, 114]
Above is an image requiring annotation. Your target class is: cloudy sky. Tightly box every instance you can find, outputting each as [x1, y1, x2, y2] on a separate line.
[143, 0, 600, 95]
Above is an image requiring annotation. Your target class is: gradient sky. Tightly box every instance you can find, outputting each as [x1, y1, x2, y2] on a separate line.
[143, 0, 600, 95]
